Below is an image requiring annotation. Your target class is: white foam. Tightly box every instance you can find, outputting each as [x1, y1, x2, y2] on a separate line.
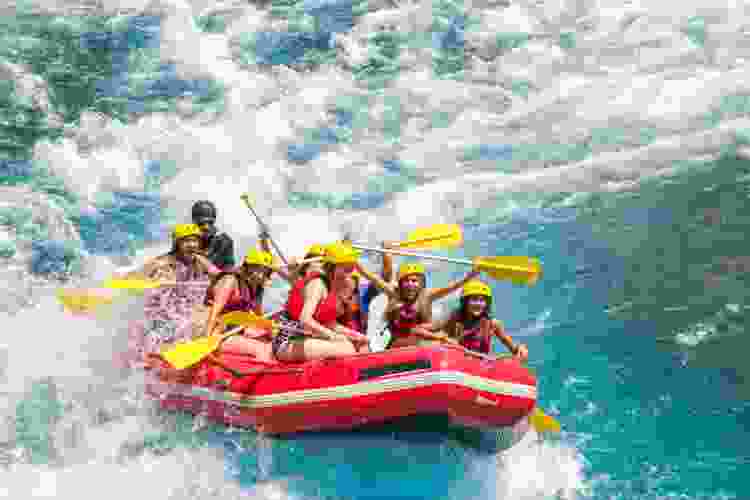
[0, 446, 293, 500]
[496, 433, 588, 500]
[381, 117, 750, 223]
[33, 113, 147, 203]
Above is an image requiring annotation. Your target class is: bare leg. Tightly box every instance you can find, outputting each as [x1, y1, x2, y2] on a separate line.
[354, 342, 370, 354]
[275, 337, 356, 363]
[219, 336, 274, 363]
[388, 335, 422, 349]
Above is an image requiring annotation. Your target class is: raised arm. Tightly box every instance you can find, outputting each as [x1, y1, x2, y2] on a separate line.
[381, 242, 394, 282]
[382, 247, 394, 283]
[354, 261, 399, 300]
[427, 267, 481, 302]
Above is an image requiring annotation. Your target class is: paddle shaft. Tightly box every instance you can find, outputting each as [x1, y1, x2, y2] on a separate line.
[281, 256, 322, 268]
[155, 280, 210, 287]
[394, 232, 454, 248]
[241, 194, 288, 266]
[351, 244, 472, 266]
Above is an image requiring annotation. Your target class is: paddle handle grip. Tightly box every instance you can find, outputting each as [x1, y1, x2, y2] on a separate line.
[351, 244, 472, 266]
[241, 194, 289, 266]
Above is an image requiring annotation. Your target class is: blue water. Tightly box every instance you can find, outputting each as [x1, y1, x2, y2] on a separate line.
[2, 6, 749, 500]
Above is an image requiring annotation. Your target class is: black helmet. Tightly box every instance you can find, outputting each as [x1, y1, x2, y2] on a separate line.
[191, 200, 217, 223]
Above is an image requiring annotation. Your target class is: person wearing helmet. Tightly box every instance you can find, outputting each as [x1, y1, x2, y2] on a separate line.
[131, 223, 221, 282]
[271, 242, 370, 363]
[354, 255, 481, 349]
[192, 248, 290, 361]
[191, 200, 236, 270]
[427, 280, 528, 360]
[128, 224, 223, 361]
[336, 239, 394, 335]
[285, 243, 326, 282]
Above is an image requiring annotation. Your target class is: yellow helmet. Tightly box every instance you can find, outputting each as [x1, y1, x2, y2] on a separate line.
[243, 249, 274, 268]
[323, 242, 360, 265]
[462, 280, 492, 299]
[305, 243, 326, 257]
[398, 262, 426, 280]
[173, 223, 202, 240]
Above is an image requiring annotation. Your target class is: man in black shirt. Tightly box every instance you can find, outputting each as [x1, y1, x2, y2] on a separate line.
[191, 200, 236, 270]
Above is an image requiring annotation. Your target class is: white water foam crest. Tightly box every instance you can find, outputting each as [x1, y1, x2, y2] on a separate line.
[378, 118, 750, 224]
[493, 431, 588, 500]
[0, 288, 295, 499]
[0, 290, 144, 442]
[0, 447, 294, 500]
[19, 0, 750, 233]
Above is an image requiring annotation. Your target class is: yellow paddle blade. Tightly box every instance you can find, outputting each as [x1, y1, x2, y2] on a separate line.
[57, 290, 114, 313]
[474, 256, 542, 286]
[397, 224, 463, 250]
[160, 335, 223, 370]
[219, 311, 275, 331]
[103, 277, 164, 290]
[160, 312, 276, 370]
[529, 407, 561, 434]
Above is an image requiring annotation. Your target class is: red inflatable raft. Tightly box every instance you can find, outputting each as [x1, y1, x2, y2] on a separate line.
[144, 342, 537, 441]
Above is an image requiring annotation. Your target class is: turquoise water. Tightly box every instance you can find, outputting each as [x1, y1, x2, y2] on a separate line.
[1, 4, 749, 500]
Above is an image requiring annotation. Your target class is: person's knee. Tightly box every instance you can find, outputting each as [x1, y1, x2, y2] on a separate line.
[336, 341, 356, 356]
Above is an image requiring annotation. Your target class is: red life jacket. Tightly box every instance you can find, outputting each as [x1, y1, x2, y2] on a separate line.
[204, 271, 261, 315]
[454, 315, 493, 354]
[387, 302, 423, 339]
[285, 272, 338, 325]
